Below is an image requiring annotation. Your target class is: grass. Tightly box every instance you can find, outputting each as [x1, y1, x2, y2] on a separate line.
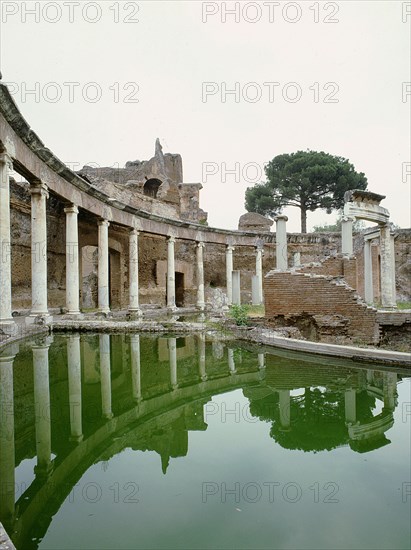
[247, 305, 265, 318]
[397, 302, 411, 310]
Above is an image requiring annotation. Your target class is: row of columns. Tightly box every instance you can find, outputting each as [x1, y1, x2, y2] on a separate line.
[0, 154, 290, 321]
[342, 216, 397, 308]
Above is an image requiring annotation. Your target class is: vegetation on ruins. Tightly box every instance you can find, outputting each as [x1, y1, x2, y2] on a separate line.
[244, 150, 368, 233]
[230, 304, 250, 326]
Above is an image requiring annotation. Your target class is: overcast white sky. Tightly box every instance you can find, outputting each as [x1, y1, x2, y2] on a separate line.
[0, 0, 410, 231]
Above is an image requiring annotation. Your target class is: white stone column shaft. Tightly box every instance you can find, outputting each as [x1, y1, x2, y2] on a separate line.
[232, 270, 241, 305]
[67, 335, 83, 442]
[98, 220, 110, 313]
[130, 334, 142, 402]
[390, 235, 396, 303]
[196, 242, 205, 310]
[0, 153, 14, 330]
[274, 215, 288, 269]
[167, 237, 176, 310]
[341, 216, 354, 256]
[364, 239, 373, 303]
[129, 229, 141, 314]
[65, 205, 80, 314]
[169, 338, 178, 389]
[0, 353, 16, 520]
[30, 183, 50, 316]
[379, 224, 396, 308]
[33, 342, 52, 475]
[256, 247, 263, 304]
[226, 246, 234, 305]
[99, 334, 113, 419]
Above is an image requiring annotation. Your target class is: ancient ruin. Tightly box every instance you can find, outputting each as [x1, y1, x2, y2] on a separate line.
[0, 81, 410, 349]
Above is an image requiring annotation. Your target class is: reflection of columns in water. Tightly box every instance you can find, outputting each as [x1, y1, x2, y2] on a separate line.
[169, 338, 178, 390]
[0, 351, 16, 522]
[258, 353, 265, 369]
[383, 372, 397, 411]
[99, 334, 113, 419]
[278, 389, 290, 429]
[130, 334, 142, 402]
[228, 348, 236, 374]
[198, 334, 207, 381]
[366, 369, 374, 385]
[67, 335, 83, 442]
[33, 340, 52, 476]
[345, 389, 356, 424]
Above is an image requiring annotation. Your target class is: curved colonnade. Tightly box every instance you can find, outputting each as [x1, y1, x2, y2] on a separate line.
[0, 83, 275, 333]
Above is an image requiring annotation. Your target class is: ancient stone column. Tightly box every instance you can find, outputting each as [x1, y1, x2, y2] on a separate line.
[341, 216, 354, 256]
[379, 224, 396, 309]
[232, 270, 241, 305]
[274, 215, 288, 270]
[390, 234, 396, 304]
[99, 334, 113, 419]
[293, 252, 301, 267]
[198, 333, 207, 381]
[128, 229, 141, 316]
[33, 338, 53, 477]
[130, 334, 142, 402]
[98, 220, 110, 314]
[67, 335, 83, 442]
[256, 246, 264, 304]
[167, 236, 177, 311]
[0, 349, 16, 522]
[0, 153, 15, 334]
[364, 239, 374, 303]
[65, 205, 81, 315]
[228, 348, 236, 374]
[169, 338, 178, 390]
[344, 389, 356, 424]
[196, 242, 205, 310]
[226, 245, 234, 305]
[278, 389, 290, 429]
[29, 183, 52, 322]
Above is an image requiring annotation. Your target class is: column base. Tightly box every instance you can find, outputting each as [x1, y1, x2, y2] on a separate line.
[61, 312, 84, 320]
[34, 461, 54, 479]
[103, 412, 114, 420]
[0, 320, 17, 336]
[167, 305, 178, 313]
[26, 313, 53, 326]
[127, 309, 142, 320]
[196, 303, 206, 311]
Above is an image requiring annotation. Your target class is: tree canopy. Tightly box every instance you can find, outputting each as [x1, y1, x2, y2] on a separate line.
[245, 150, 368, 233]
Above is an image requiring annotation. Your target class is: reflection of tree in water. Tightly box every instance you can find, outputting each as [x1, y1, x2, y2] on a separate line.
[249, 387, 379, 453]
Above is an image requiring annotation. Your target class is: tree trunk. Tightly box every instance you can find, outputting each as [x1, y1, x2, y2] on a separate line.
[300, 208, 307, 233]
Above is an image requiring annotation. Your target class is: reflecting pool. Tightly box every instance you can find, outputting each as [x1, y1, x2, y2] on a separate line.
[0, 333, 410, 549]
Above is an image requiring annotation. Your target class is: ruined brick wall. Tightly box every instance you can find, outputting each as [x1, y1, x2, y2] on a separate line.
[264, 271, 379, 344]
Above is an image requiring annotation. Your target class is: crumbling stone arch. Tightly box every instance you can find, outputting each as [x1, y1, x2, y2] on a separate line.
[143, 178, 162, 199]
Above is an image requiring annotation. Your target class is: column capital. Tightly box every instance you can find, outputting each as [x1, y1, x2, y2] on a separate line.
[255, 245, 264, 253]
[0, 152, 13, 168]
[29, 182, 49, 199]
[64, 204, 79, 215]
[130, 228, 140, 237]
[274, 215, 288, 222]
[196, 241, 205, 248]
[226, 245, 235, 252]
[98, 219, 110, 228]
[168, 235, 176, 243]
[342, 215, 355, 223]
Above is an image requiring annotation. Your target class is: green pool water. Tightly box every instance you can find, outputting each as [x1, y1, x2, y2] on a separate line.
[0, 333, 410, 550]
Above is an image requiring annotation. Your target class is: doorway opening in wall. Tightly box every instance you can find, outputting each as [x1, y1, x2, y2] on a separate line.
[109, 249, 121, 309]
[175, 272, 184, 307]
